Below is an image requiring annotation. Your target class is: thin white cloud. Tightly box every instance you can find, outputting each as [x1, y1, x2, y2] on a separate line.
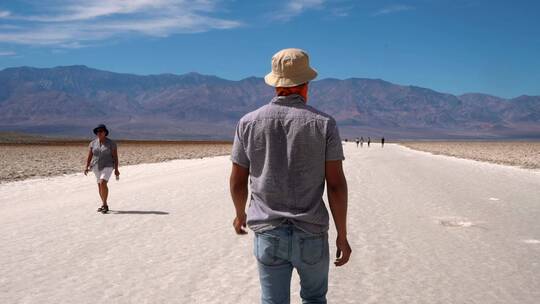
[275, 0, 326, 21]
[0, 0, 241, 47]
[89, 15, 240, 36]
[0, 10, 10, 18]
[14, 0, 216, 22]
[331, 5, 353, 18]
[0, 51, 16, 56]
[373, 4, 414, 16]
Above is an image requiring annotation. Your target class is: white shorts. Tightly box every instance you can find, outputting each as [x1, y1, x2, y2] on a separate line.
[93, 167, 113, 183]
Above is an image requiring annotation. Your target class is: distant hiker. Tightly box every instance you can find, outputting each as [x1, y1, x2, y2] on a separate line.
[367, 137, 371, 147]
[360, 136, 364, 148]
[381, 137, 385, 148]
[84, 124, 120, 214]
[230, 48, 351, 304]
[355, 137, 360, 148]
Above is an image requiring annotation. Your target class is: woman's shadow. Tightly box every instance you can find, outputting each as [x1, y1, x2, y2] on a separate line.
[110, 210, 169, 215]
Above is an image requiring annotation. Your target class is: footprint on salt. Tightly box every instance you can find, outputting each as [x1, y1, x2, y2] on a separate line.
[439, 220, 474, 228]
[435, 217, 476, 228]
[521, 239, 540, 244]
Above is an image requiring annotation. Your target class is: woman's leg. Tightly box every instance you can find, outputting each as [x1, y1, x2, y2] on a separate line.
[99, 180, 109, 205]
[97, 183, 104, 203]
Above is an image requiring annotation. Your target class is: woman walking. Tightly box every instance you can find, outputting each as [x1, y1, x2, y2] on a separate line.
[84, 124, 120, 214]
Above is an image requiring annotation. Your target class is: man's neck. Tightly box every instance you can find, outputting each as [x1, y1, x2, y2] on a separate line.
[278, 93, 308, 103]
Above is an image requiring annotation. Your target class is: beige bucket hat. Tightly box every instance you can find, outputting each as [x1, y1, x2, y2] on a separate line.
[264, 48, 318, 87]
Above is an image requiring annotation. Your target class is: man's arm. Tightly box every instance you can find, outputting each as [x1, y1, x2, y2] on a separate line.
[326, 160, 352, 266]
[229, 163, 249, 235]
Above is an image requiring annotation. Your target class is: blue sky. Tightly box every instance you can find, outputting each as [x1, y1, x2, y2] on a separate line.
[0, 0, 539, 98]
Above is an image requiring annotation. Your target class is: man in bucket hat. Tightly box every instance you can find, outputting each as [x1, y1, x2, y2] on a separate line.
[230, 48, 351, 303]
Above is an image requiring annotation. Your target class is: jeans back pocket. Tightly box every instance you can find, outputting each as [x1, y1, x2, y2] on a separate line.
[299, 234, 326, 265]
[255, 233, 286, 266]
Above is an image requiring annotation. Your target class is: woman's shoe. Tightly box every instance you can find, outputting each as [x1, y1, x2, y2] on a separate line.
[100, 205, 109, 214]
[98, 205, 109, 213]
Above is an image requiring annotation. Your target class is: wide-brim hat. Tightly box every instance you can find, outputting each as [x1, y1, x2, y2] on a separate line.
[264, 48, 318, 87]
[93, 124, 109, 136]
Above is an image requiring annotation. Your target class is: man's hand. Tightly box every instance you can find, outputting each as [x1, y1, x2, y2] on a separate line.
[233, 212, 248, 235]
[334, 235, 352, 266]
[230, 163, 249, 235]
[115, 169, 120, 177]
[84, 167, 89, 176]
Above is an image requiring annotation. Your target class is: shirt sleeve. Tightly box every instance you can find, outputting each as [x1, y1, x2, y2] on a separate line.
[325, 118, 345, 161]
[230, 121, 250, 168]
[110, 140, 117, 150]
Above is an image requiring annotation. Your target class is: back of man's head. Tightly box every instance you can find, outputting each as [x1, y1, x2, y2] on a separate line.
[275, 83, 309, 99]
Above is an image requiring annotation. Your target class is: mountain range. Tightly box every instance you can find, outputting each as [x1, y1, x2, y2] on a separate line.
[0, 65, 539, 140]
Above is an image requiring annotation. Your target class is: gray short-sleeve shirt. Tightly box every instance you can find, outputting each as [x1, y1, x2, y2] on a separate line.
[231, 94, 345, 234]
[89, 138, 117, 170]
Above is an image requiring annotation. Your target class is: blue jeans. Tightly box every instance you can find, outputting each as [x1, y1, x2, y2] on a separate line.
[254, 224, 329, 304]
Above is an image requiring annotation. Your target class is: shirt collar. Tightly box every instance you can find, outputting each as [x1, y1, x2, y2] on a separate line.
[270, 94, 306, 105]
